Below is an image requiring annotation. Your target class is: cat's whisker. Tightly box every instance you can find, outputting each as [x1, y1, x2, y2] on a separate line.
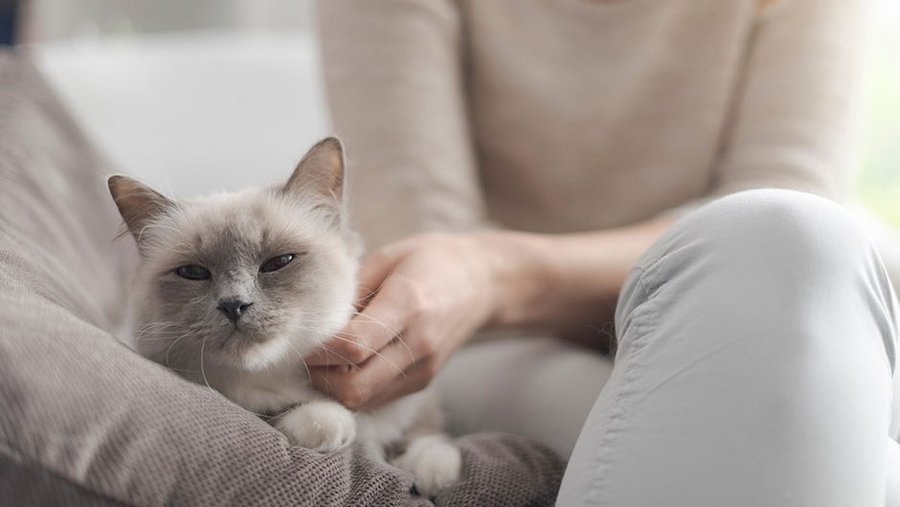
[164, 331, 193, 367]
[354, 279, 388, 306]
[200, 337, 213, 391]
[346, 310, 405, 338]
[252, 404, 297, 421]
[282, 324, 370, 372]
[286, 341, 313, 381]
[309, 342, 359, 370]
[339, 307, 418, 370]
[307, 344, 341, 393]
[137, 321, 178, 331]
[332, 329, 415, 371]
[166, 366, 199, 373]
[136, 328, 182, 338]
[137, 324, 185, 335]
[328, 334, 405, 376]
[161, 337, 180, 359]
[138, 335, 188, 342]
[392, 336, 415, 373]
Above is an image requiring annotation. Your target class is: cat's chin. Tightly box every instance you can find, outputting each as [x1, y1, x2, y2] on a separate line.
[237, 335, 294, 372]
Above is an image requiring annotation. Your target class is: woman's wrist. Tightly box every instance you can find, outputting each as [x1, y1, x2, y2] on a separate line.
[475, 230, 556, 328]
[474, 215, 675, 332]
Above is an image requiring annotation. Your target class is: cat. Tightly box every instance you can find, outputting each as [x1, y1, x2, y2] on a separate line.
[107, 137, 461, 497]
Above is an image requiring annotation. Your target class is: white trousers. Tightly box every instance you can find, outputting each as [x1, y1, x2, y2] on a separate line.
[438, 190, 900, 506]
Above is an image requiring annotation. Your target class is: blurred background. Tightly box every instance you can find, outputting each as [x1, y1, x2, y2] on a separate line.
[2, 0, 898, 226]
[860, 0, 900, 226]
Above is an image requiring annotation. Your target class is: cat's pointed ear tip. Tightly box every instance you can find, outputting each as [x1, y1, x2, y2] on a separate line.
[107, 174, 135, 189]
[321, 136, 342, 147]
[107, 174, 127, 195]
[107, 175, 143, 201]
[317, 136, 344, 155]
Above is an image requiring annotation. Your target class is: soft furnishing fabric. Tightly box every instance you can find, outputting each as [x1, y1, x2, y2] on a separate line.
[0, 52, 563, 506]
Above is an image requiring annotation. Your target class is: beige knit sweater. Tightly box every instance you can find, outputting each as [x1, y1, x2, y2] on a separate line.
[319, 0, 869, 250]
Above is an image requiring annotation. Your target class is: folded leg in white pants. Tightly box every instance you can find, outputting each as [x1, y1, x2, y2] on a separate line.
[439, 189, 900, 506]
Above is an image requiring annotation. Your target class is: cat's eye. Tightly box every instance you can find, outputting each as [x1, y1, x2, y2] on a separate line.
[175, 264, 212, 281]
[260, 254, 296, 273]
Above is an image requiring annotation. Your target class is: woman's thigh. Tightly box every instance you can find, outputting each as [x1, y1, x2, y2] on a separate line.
[436, 336, 613, 459]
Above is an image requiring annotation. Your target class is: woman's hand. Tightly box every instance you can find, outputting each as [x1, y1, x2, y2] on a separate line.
[304, 233, 509, 410]
[304, 217, 672, 410]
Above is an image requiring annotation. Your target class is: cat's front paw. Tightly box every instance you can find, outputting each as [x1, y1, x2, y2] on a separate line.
[275, 401, 356, 452]
[393, 434, 462, 498]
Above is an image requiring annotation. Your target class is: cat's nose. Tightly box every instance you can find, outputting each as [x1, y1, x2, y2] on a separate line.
[217, 298, 253, 323]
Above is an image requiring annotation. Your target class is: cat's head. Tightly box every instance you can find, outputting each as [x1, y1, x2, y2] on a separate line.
[108, 138, 359, 372]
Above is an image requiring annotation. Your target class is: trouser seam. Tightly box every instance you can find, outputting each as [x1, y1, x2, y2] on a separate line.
[586, 268, 657, 502]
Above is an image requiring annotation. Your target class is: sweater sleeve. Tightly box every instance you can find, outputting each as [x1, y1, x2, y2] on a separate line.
[318, 0, 488, 251]
[709, 0, 871, 201]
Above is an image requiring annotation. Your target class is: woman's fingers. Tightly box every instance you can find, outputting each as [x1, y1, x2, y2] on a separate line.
[304, 233, 499, 405]
[355, 247, 401, 305]
[309, 334, 420, 409]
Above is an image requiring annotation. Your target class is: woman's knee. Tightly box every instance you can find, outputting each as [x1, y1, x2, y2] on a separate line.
[626, 189, 891, 304]
[618, 188, 897, 366]
[693, 189, 875, 272]
[649, 189, 875, 278]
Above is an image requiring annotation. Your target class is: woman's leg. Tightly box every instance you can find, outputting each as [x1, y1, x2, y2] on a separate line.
[889, 439, 900, 507]
[557, 189, 900, 506]
[437, 336, 613, 459]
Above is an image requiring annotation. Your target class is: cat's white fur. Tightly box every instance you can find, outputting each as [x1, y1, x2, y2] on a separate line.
[108, 138, 460, 496]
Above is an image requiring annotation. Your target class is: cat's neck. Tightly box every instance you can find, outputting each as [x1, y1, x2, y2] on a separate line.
[182, 356, 325, 413]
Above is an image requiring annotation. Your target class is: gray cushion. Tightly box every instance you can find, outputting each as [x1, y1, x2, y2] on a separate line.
[0, 52, 563, 506]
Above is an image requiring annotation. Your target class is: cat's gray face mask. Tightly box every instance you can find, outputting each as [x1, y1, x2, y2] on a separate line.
[108, 138, 358, 371]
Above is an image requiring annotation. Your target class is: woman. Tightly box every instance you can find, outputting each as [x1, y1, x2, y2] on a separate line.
[306, 0, 900, 505]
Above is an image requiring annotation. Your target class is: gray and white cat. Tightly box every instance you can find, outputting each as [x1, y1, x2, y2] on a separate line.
[107, 138, 461, 496]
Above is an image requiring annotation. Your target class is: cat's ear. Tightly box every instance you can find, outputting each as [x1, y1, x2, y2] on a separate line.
[283, 137, 345, 207]
[107, 175, 175, 242]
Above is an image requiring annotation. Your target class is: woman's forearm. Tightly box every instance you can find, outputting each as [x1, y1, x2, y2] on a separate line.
[482, 215, 676, 337]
